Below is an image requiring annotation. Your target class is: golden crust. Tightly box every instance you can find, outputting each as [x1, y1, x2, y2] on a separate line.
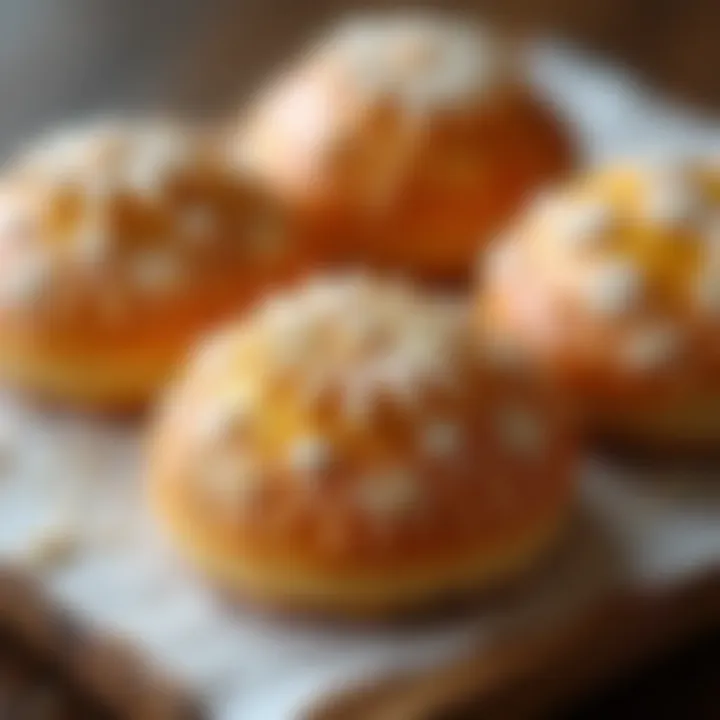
[0, 120, 305, 408]
[148, 275, 576, 616]
[234, 14, 575, 281]
[155, 493, 567, 617]
[480, 160, 720, 445]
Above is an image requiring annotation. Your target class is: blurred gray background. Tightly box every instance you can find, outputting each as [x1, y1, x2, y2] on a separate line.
[0, 0, 717, 159]
[0, 0, 341, 157]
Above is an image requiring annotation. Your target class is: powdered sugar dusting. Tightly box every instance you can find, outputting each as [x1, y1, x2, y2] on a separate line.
[583, 259, 644, 316]
[250, 276, 469, 422]
[326, 14, 514, 111]
[355, 468, 420, 521]
[621, 325, 681, 370]
[130, 249, 184, 293]
[288, 435, 332, 477]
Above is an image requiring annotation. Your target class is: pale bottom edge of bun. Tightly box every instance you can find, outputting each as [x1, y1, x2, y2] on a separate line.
[591, 392, 720, 457]
[160, 507, 570, 619]
[0, 344, 175, 411]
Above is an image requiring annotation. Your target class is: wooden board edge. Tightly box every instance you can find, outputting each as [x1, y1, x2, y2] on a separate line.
[308, 567, 720, 720]
[0, 565, 204, 719]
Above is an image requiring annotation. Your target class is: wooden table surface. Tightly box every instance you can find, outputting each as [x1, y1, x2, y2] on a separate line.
[0, 619, 717, 719]
[566, 630, 720, 719]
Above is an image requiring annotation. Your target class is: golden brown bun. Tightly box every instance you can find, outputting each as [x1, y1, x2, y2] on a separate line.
[149, 275, 576, 617]
[0, 119, 304, 410]
[233, 14, 575, 283]
[480, 160, 720, 447]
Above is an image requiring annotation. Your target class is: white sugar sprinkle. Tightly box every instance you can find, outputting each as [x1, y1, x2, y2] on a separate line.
[130, 250, 183, 293]
[583, 260, 643, 316]
[485, 241, 518, 284]
[558, 200, 613, 249]
[537, 193, 613, 251]
[0, 202, 37, 245]
[498, 405, 544, 455]
[75, 211, 112, 266]
[199, 389, 254, 442]
[205, 455, 262, 509]
[644, 175, 701, 227]
[621, 325, 680, 370]
[288, 435, 331, 476]
[375, 353, 423, 409]
[422, 421, 460, 458]
[356, 469, 420, 520]
[250, 277, 468, 424]
[125, 134, 188, 196]
[0, 253, 51, 307]
[82, 172, 119, 200]
[194, 332, 241, 375]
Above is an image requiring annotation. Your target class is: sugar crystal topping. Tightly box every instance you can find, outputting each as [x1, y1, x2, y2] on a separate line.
[204, 453, 263, 512]
[355, 468, 420, 521]
[643, 169, 702, 227]
[75, 204, 113, 267]
[1, 122, 213, 310]
[129, 249, 185, 293]
[197, 383, 256, 443]
[288, 435, 332, 476]
[0, 252, 51, 308]
[545, 196, 614, 250]
[621, 324, 680, 370]
[583, 259, 644, 317]
[18, 120, 196, 197]
[250, 276, 469, 421]
[326, 15, 513, 110]
[0, 195, 38, 246]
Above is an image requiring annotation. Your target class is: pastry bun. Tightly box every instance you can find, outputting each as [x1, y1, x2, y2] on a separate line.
[234, 13, 575, 282]
[0, 119, 303, 410]
[149, 274, 576, 616]
[481, 160, 720, 447]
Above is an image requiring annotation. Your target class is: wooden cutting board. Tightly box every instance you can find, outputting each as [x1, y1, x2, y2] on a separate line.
[0, 564, 718, 719]
[0, 568, 202, 719]
[309, 570, 720, 720]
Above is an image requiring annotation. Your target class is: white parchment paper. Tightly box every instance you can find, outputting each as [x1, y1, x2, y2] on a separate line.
[1, 42, 720, 720]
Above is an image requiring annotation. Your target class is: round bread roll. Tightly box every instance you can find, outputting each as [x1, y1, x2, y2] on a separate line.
[480, 160, 720, 447]
[233, 14, 575, 282]
[149, 275, 576, 617]
[0, 119, 302, 410]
